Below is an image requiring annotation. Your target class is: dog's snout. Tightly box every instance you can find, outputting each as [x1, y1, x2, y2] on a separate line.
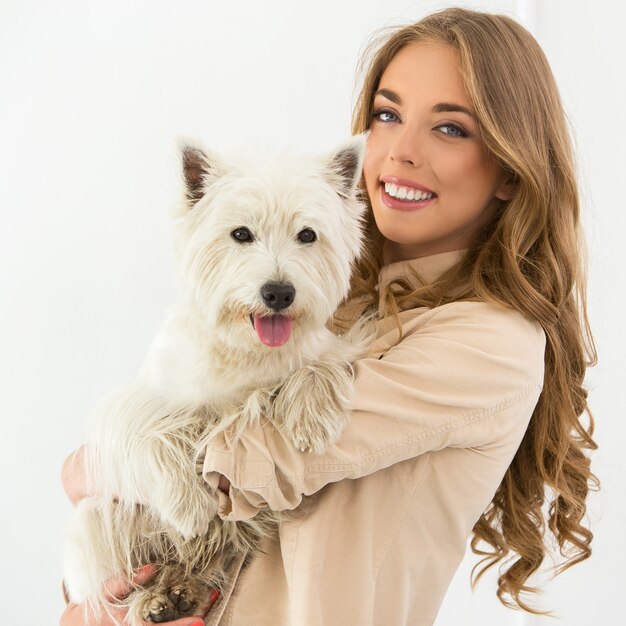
[261, 282, 295, 312]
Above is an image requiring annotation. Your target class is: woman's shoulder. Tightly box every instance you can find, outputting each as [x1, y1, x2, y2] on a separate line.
[391, 299, 546, 384]
[401, 298, 543, 336]
[423, 299, 544, 336]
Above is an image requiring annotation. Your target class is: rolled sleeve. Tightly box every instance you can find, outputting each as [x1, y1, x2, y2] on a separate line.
[203, 301, 546, 521]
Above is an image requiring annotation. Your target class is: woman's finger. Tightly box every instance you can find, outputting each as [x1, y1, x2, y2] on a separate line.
[167, 618, 207, 626]
[165, 588, 221, 625]
[102, 564, 157, 602]
[60, 601, 126, 626]
[218, 474, 231, 493]
[61, 601, 205, 626]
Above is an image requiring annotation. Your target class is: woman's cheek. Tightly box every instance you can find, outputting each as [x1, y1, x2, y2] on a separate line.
[362, 148, 378, 190]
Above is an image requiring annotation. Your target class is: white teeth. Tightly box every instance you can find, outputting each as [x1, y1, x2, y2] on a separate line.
[384, 182, 434, 201]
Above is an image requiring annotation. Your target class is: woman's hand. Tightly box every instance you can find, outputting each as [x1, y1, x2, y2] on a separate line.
[61, 445, 91, 506]
[218, 474, 231, 493]
[60, 565, 218, 626]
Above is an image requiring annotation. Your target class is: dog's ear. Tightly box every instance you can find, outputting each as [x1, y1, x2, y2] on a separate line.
[178, 139, 225, 208]
[324, 133, 368, 198]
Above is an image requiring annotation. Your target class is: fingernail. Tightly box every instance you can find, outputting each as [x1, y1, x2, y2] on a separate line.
[210, 589, 221, 603]
[190, 621, 204, 626]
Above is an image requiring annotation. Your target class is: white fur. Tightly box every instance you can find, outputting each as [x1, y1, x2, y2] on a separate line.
[63, 135, 372, 624]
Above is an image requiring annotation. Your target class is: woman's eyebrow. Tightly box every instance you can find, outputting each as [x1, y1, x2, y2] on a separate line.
[433, 102, 476, 119]
[373, 88, 402, 104]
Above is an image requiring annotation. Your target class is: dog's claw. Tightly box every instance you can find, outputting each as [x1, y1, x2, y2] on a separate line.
[141, 584, 198, 623]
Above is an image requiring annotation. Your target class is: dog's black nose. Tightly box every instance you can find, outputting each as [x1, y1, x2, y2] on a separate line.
[261, 282, 296, 312]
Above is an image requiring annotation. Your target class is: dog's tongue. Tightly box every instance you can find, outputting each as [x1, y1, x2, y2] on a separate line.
[253, 314, 292, 347]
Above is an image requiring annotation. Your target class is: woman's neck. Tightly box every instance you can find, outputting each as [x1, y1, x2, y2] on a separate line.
[383, 240, 467, 265]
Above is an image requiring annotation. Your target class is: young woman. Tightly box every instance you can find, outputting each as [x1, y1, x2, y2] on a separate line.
[61, 8, 598, 626]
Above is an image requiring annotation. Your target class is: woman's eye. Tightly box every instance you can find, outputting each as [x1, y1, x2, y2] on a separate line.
[230, 227, 254, 243]
[372, 109, 399, 123]
[297, 228, 317, 244]
[436, 124, 468, 138]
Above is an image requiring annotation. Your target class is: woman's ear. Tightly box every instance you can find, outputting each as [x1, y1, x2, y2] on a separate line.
[495, 175, 516, 201]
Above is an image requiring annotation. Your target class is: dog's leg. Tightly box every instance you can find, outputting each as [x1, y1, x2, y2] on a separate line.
[270, 359, 353, 454]
[64, 497, 167, 619]
[87, 387, 219, 540]
[64, 498, 124, 608]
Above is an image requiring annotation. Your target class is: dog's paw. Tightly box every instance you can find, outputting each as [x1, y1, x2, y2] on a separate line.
[143, 592, 178, 623]
[272, 362, 351, 454]
[133, 581, 208, 624]
[168, 499, 216, 541]
[285, 416, 344, 454]
[239, 387, 273, 425]
[154, 482, 218, 540]
[144, 586, 194, 623]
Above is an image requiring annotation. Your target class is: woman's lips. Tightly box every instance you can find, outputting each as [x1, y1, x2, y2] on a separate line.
[379, 182, 436, 212]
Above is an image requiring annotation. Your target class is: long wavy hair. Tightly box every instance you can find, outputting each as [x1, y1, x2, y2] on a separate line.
[344, 7, 599, 614]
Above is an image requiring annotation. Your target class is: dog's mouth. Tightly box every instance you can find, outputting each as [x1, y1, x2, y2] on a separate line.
[250, 314, 292, 348]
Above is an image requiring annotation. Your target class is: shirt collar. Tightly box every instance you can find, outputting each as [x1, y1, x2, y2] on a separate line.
[378, 248, 469, 292]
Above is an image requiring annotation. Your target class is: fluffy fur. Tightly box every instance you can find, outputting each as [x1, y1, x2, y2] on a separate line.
[63, 135, 371, 624]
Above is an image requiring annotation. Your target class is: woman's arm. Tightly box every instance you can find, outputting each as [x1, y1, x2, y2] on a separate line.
[203, 301, 546, 521]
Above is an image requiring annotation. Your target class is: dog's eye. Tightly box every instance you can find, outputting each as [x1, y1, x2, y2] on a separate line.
[297, 228, 317, 244]
[231, 227, 254, 243]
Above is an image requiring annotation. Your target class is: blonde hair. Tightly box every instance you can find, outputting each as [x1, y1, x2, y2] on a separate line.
[346, 7, 599, 613]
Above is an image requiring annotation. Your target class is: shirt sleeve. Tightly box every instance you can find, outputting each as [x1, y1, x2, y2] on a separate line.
[203, 301, 546, 521]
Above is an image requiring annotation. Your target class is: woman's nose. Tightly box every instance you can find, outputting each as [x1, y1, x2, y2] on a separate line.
[389, 126, 423, 167]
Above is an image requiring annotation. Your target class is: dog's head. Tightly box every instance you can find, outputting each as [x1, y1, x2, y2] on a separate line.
[174, 136, 367, 350]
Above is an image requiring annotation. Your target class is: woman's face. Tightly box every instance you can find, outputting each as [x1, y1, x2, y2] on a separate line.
[363, 41, 511, 262]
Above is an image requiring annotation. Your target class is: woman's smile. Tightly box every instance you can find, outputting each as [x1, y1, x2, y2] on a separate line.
[379, 175, 437, 211]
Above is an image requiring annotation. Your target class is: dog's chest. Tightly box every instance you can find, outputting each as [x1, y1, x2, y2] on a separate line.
[140, 323, 321, 408]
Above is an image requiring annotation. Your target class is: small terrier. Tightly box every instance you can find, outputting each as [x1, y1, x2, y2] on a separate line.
[63, 136, 371, 624]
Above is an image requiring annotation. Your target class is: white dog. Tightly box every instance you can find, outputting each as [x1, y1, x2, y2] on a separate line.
[63, 135, 370, 624]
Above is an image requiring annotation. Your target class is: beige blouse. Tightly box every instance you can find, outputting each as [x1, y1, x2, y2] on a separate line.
[201, 249, 546, 626]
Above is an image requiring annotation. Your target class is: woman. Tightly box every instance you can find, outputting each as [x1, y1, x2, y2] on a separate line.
[61, 8, 597, 626]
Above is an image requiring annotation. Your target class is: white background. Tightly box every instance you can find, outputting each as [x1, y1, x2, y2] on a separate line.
[1, 1, 624, 624]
